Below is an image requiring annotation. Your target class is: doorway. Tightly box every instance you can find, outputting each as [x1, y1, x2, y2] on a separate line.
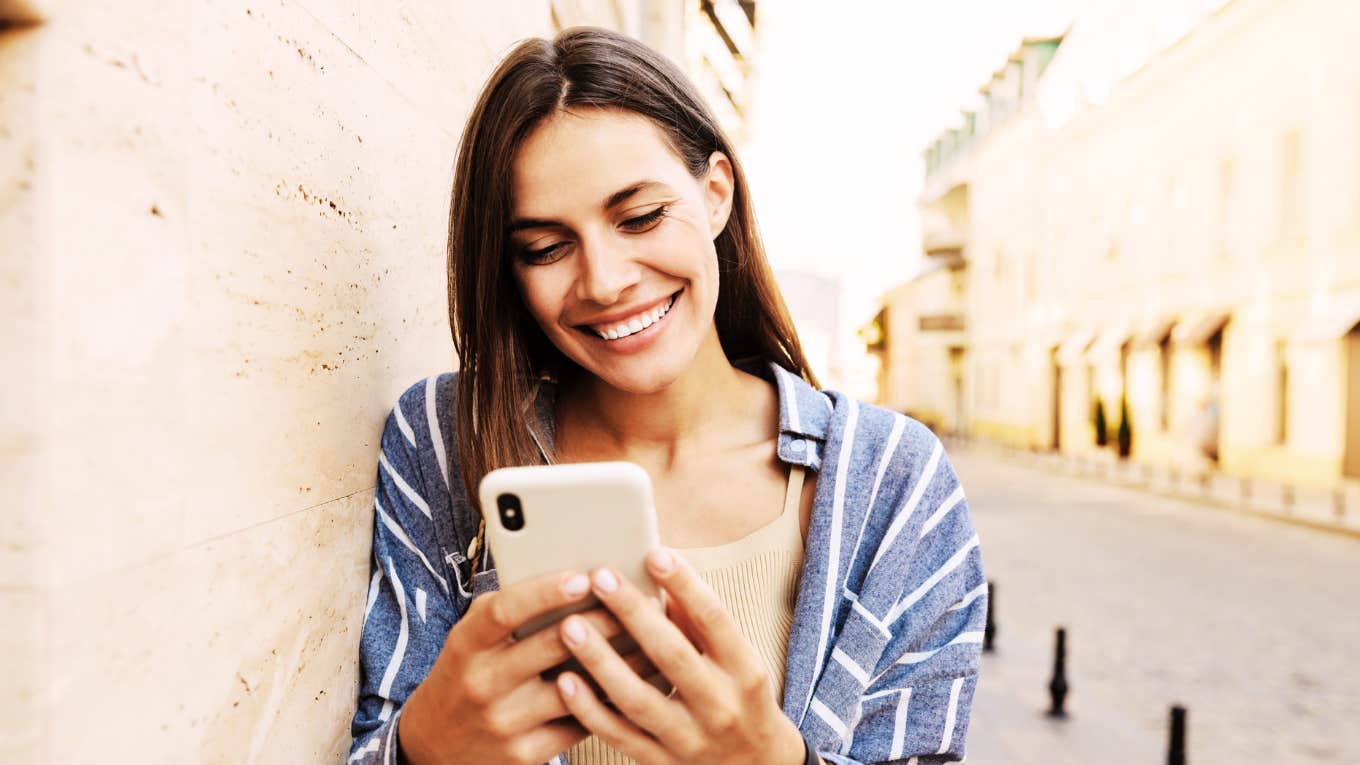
[1051, 346, 1062, 451]
[1205, 327, 1224, 463]
[1345, 325, 1360, 478]
[948, 346, 966, 438]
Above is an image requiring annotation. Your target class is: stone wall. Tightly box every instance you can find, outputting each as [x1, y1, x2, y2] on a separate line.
[0, 2, 551, 761]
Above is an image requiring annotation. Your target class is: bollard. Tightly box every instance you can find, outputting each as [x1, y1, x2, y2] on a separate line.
[1167, 705, 1187, 765]
[1047, 627, 1068, 718]
[983, 580, 996, 653]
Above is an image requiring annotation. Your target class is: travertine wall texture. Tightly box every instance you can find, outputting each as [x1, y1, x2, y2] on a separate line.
[0, 2, 552, 761]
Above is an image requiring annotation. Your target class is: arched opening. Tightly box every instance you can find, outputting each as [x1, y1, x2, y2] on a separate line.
[1345, 322, 1360, 478]
[1050, 345, 1062, 451]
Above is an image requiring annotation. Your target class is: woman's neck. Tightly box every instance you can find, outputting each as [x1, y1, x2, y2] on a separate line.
[556, 331, 774, 470]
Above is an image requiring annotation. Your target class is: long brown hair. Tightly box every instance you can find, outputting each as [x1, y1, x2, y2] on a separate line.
[448, 26, 817, 568]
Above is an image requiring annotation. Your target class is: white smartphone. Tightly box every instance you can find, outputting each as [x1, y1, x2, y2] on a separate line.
[479, 461, 662, 641]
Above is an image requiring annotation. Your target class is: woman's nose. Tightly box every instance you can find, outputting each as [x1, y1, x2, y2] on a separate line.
[574, 235, 641, 306]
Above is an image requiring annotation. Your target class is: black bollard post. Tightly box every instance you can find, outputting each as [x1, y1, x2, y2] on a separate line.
[1167, 705, 1187, 765]
[983, 580, 996, 653]
[1046, 627, 1068, 718]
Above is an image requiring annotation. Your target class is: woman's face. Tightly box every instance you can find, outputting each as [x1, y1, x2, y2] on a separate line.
[508, 108, 733, 394]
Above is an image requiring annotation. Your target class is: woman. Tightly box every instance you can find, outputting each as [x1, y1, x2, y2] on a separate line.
[349, 27, 985, 765]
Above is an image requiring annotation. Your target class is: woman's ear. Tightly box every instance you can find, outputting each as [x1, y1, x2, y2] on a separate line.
[703, 151, 735, 239]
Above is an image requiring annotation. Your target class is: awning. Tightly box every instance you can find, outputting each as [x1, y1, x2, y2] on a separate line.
[1291, 296, 1360, 344]
[1171, 310, 1231, 346]
[1056, 328, 1096, 366]
[1129, 316, 1176, 349]
[1086, 321, 1132, 360]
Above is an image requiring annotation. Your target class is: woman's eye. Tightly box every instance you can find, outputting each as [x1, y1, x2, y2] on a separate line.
[620, 205, 668, 232]
[518, 242, 568, 265]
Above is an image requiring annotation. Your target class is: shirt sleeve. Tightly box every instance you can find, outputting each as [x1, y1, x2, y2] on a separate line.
[840, 440, 987, 764]
[348, 390, 463, 764]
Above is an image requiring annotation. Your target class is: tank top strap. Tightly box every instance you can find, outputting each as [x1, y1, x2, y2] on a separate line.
[777, 464, 806, 540]
[783, 464, 805, 519]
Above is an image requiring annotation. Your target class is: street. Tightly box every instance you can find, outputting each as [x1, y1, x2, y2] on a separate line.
[951, 447, 1360, 764]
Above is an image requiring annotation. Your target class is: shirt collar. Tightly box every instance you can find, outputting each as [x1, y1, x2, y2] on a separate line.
[749, 359, 829, 470]
[527, 359, 829, 471]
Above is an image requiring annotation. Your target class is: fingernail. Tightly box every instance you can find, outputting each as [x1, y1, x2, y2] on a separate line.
[562, 573, 590, 598]
[558, 673, 577, 697]
[592, 568, 619, 594]
[563, 617, 587, 646]
[648, 548, 676, 574]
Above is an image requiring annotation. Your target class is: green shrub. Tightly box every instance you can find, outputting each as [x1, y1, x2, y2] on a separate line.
[1093, 398, 1108, 446]
[1117, 395, 1132, 458]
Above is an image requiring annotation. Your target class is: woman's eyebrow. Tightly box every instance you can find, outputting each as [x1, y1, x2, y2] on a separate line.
[509, 179, 668, 233]
[601, 179, 666, 209]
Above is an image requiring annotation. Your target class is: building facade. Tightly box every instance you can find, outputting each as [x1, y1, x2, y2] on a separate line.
[884, 0, 1360, 487]
[556, 0, 759, 143]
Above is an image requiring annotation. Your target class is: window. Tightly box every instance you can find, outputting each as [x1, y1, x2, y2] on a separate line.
[1276, 341, 1289, 445]
[993, 364, 1002, 411]
[1218, 157, 1235, 259]
[1025, 251, 1037, 300]
[1086, 364, 1096, 424]
[1280, 130, 1303, 240]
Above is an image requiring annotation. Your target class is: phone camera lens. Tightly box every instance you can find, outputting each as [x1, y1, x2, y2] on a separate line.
[497, 493, 525, 531]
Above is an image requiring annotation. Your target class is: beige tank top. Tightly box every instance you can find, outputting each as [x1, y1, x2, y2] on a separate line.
[566, 466, 807, 765]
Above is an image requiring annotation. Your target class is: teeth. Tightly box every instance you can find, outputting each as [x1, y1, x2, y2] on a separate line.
[592, 294, 675, 340]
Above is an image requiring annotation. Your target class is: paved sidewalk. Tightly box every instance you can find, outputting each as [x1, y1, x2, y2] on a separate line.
[968, 636, 1162, 765]
[949, 437, 1360, 539]
[953, 445, 1360, 764]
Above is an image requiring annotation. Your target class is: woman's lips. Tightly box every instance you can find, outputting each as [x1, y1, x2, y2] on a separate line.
[578, 289, 682, 353]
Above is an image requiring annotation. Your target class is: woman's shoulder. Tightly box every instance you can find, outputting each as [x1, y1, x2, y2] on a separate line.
[816, 387, 945, 465]
[767, 364, 946, 486]
[384, 371, 460, 463]
[386, 367, 465, 457]
[813, 388, 962, 516]
[379, 372, 494, 581]
[379, 370, 469, 514]
[390, 370, 459, 420]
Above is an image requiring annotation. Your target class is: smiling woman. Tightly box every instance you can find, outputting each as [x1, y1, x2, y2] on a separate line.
[349, 26, 986, 765]
[508, 109, 732, 393]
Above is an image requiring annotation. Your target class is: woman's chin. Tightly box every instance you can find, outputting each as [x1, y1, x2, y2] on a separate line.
[595, 363, 683, 395]
[579, 351, 697, 396]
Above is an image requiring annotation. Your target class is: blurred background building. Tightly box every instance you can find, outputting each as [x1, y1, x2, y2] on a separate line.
[553, 0, 758, 143]
[876, 0, 1360, 487]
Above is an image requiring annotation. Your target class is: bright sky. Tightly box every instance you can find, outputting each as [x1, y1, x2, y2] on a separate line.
[742, 0, 1081, 331]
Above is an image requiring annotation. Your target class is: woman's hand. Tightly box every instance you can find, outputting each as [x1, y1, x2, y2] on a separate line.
[398, 570, 648, 765]
[553, 548, 811, 765]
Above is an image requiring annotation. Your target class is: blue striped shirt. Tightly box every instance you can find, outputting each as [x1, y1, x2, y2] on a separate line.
[350, 361, 986, 764]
